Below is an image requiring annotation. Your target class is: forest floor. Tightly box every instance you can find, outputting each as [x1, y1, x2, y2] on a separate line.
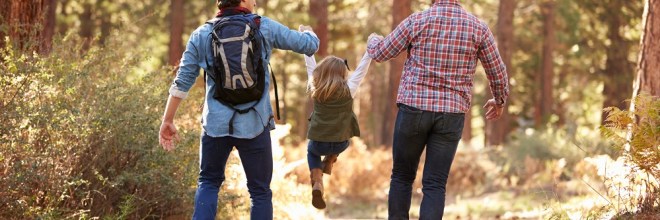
[321, 189, 612, 219]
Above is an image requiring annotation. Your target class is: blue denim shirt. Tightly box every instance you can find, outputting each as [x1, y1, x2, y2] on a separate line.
[169, 16, 319, 139]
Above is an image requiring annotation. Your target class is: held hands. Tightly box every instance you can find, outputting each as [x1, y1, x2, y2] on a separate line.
[159, 121, 180, 151]
[483, 98, 504, 120]
[299, 25, 313, 32]
[368, 33, 384, 43]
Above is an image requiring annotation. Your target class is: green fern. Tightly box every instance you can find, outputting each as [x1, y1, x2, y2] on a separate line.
[601, 93, 660, 179]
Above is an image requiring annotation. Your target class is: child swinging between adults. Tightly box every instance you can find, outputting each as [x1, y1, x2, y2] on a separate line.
[300, 25, 376, 209]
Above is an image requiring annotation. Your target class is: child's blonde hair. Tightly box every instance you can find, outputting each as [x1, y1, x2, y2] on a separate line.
[309, 56, 350, 103]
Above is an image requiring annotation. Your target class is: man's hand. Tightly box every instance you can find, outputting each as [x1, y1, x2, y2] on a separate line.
[159, 121, 180, 151]
[483, 98, 504, 120]
[299, 25, 313, 32]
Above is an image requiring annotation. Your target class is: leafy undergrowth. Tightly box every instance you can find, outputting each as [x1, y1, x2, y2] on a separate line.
[211, 123, 658, 219]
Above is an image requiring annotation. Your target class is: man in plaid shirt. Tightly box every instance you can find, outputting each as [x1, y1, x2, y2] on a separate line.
[367, 0, 509, 219]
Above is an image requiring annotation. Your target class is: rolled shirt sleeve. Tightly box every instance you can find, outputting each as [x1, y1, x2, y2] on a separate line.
[169, 29, 204, 99]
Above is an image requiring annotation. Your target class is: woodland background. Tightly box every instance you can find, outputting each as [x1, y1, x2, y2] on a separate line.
[1, 0, 658, 219]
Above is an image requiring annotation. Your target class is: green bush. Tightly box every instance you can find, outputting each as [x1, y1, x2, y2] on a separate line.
[489, 125, 619, 185]
[0, 34, 198, 219]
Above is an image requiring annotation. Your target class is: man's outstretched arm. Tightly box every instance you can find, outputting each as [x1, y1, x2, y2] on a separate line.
[367, 15, 415, 62]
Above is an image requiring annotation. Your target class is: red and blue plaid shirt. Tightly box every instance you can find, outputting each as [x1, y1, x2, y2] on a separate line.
[368, 0, 509, 113]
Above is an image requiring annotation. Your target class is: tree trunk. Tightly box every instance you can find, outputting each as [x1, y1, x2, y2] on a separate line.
[79, 2, 94, 51]
[57, 0, 70, 35]
[601, 0, 635, 124]
[96, 0, 111, 46]
[309, 0, 328, 57]
[632, 0, 660, 97]
[41, 0, 57, 53]
[381, 0, 411, 147]
[298, 0, 329, 140]
[168, 0, 184, 69]
[535, 0, 556, 127]
[0, 0, 54, 52]
[485, 0, 515, 147]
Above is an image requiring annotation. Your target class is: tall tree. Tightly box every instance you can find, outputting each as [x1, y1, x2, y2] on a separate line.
[381, 0, 411, 146]
[309, 0, 328, 57]
[485, 0, 515, 147]
[601, 0, 636, 124]
[79, 2, 94, 51]
[41, 0, 57, 53]
[535, 0, 556, 127]
[298, 0, 329, 137]
[168, 0, 185, 70]
[0, 0, 57, 53]
[632, 0, 660, 98]
[96, 0, 111, 46]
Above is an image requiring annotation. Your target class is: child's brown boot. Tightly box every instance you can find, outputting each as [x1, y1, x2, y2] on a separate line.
[321, 154, 338, 175]
[310, 168, 326, 209]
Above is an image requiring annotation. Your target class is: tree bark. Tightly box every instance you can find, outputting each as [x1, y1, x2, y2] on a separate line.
[485, 0, 515, 147]
[601, 0, 635, 124]
[168, 0, 185, 70]
[381, 0, 411, 147]
[0, 0, 54, 53]
[41, 0, 57, 53]
[309, 0, 328, 57]
[535, 0, 556, 127]
[79, 2, 94, 51]
[632, 0, 660, 97]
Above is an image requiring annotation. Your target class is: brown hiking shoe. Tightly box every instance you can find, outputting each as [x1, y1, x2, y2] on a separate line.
[310, 168, 326, 209]
[321, 154, 338, 175]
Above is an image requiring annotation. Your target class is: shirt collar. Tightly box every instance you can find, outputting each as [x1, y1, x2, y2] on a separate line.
[433, 0, 460, 6]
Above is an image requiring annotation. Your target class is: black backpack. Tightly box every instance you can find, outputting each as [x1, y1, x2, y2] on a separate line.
[205, 14, 280, 134]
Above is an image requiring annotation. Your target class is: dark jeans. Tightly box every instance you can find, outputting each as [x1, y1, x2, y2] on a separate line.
[307, 140, 349, 170]
[388, 104, 465, 220]
[193, 130, 273, 220]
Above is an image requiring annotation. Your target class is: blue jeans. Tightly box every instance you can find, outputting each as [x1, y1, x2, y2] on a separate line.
[307, 140, 349, 170]
[388, 104, 465, 220]
[193, 130, 273, 220]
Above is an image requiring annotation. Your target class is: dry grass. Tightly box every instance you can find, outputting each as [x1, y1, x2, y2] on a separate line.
[206, 124, 659, 219]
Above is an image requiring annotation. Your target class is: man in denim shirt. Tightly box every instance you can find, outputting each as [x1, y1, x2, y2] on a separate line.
[158, 0, 319, 218]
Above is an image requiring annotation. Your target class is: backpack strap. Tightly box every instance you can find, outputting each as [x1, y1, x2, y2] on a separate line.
[206, 17, 220, 25]
[268, 63, 281, 120]
[226, 102, 258, 135]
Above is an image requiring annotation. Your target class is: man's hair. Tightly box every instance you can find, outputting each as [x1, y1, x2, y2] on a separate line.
[217, 0, 241, 9]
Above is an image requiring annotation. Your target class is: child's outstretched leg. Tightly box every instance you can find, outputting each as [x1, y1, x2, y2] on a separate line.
[307, 141, 327, 209]
[322, 154, 338, 175]
[310, 168, 326, 209]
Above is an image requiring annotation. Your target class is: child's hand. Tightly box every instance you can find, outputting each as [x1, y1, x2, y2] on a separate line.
[368, 33, 384, 43]
[299, 25, 313, 32]
[367, 33, 383, 41]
